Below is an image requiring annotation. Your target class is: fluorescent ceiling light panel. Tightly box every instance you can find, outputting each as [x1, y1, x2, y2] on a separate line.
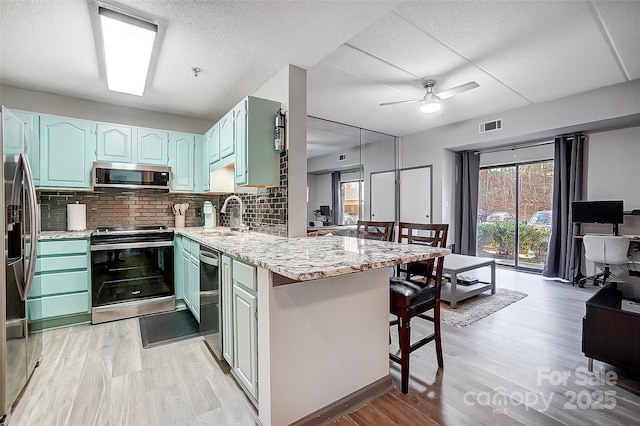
[99, 7, 157, 96]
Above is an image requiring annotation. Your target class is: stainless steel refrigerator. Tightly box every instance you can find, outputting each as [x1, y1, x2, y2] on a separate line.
[0, 106, 40, 424]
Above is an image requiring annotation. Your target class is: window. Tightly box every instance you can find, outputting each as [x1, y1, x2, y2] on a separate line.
[340, 180, 364, 225]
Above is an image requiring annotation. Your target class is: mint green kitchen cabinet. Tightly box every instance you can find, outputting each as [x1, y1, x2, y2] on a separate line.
[208, 122, 220, 164]
[2, 108, 27, 156]
[40, 115, 95, 189]
[96, 123, 133, 163]
[174, 235, 184, 301]
[221, 254, 234, 365]
[169, 132, 195, 191]
[232, 258, 258, 401]
[219, 110, 234, 160]
[137, 127, 169, 166]
[233, 97, 280, 186]
[194, 135, 209, 193]
[179, 237, 200, 322]
[28, 239, 91, 330]
[12, 110, 41, 185]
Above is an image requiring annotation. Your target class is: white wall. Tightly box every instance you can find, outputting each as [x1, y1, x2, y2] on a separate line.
[253, 65, 307, 237]
[0, 85, 212, 133]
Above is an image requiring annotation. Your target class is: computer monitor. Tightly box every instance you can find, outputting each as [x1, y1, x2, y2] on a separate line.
[571, 200, 624, 235]
[319, 205, 331, 216]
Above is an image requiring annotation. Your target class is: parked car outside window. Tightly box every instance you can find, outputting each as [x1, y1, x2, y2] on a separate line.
[528, 210, 552, 228]
[486, 211, 514, 222]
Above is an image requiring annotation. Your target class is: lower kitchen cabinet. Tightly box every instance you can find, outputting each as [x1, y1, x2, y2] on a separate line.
[177, 236, 200, 321]
[221, 255, 258, 402]
[27, 239, 91, 330]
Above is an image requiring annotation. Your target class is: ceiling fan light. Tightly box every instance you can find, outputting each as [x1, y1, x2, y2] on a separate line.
[420, 100, 440, 114]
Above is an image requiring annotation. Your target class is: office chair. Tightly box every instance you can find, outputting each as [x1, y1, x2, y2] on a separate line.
[580, 235, 630, 287]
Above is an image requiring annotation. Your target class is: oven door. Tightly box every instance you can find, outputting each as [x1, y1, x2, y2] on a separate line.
[91, 241, 174, 308]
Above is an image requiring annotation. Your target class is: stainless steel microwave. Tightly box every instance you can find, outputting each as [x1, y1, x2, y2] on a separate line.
[93, 162, 171, 191]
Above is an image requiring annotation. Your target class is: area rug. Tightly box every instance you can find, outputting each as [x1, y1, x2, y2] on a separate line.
[139, 309, 200, 349]
[438, 288, 527, 328]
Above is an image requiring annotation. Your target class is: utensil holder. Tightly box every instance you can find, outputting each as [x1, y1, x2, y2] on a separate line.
[175, 215, 185, 228]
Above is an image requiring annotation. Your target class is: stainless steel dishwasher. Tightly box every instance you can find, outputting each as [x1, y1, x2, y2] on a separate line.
[199, 247, 221, 359]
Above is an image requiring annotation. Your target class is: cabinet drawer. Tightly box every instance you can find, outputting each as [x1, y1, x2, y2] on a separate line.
[233, 260, 256, 292]
[28, 292, 90, 321]
[38, 239, 88, 256]
[30, 270, 88, 298]
[36, 254, 87, 273]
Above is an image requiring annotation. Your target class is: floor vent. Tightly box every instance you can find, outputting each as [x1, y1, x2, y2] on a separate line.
[337, 153, 347, 161]
[479, 119, 503, 134]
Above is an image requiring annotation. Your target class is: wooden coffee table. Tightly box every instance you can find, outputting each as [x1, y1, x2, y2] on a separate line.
[441, 254, 496, 308]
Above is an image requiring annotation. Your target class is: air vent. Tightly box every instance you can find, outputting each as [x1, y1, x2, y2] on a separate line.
[337, 153, 347, 161]
[479, 119, 503, 134]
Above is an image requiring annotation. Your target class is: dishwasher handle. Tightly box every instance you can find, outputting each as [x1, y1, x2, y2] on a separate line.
[200, 251, 219, 267]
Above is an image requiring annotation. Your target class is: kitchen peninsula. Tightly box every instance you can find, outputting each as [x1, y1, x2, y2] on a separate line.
[176, 228, 449, 425]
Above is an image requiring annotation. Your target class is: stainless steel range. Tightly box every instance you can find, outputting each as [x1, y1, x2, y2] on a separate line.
[90, 225, 174, 324]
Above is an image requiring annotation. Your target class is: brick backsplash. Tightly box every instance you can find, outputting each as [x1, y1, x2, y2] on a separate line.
[38, 151, 289, 236]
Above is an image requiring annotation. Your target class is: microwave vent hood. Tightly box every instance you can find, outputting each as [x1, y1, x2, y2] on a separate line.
[93, 162, 171, 192]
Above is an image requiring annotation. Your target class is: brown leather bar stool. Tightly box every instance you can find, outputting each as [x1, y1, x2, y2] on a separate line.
[356, 220, 395, 242]
[389, 223, 448, 394]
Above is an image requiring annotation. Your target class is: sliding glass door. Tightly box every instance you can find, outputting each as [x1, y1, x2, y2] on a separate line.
[477, 160, 554, 270]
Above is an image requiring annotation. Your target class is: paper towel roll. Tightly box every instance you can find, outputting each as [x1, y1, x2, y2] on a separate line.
[67, 203, 86, 231]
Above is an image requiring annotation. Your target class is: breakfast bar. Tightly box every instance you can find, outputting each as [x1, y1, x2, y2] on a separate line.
[176, 228, 449, 425]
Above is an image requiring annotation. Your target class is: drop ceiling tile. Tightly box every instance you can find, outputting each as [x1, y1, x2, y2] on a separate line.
[592, 0, 640, 80]
[347, 12, 469, 80]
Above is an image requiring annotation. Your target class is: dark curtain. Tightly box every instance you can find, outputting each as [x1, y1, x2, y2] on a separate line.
[331, 171, 340, 225]
[454, 151, 480, 255]
[542, 134, 585, 281]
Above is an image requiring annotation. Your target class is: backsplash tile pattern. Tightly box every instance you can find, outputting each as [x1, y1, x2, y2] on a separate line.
[38, 151, 289, 236]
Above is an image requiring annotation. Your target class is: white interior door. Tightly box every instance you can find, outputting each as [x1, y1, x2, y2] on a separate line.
[370, 171, 395, 221]
[400, 166, 432, 224]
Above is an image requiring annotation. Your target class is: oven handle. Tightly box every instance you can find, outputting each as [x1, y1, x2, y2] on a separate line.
[90, 241, 174, 251]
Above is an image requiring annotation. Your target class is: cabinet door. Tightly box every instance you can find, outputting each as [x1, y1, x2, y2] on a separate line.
[40, 115, 95, 189]
[233, 100, 248, 185]
[170, 132, 195, 191]
[233, 283, 257, 400]
[221, 254, 233, 364]
[137, 128, 169, 165]
[2, 108, 26, 156]
[209, 122, 220, 164]
[174, 236, 184, 300]
[219, 111, 234, 159]
[182, 251, 191, 308]
[96, 124, 133, 163]
[8, 110, 40, 185]
[194, 135, 208, 193]
[189, 254, 200, 322]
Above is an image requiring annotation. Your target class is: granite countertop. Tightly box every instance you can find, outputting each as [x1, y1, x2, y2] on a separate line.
[39, 230, 93, 240]
[176, 227, 450, 281]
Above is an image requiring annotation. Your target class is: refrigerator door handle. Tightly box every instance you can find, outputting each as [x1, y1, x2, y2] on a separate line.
[18, 152, 39, 301]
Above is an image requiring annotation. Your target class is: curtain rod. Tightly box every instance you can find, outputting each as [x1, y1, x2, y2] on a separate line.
[473, 140, 554, 155]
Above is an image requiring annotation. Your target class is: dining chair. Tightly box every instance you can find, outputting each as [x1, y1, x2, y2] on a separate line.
[356, 221, 395, 242]
[389, 222, 448, 394]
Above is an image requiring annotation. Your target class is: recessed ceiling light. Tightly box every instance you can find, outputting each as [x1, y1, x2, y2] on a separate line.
[99, 7, 157, 96]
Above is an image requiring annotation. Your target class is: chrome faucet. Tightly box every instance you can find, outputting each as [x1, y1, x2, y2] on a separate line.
[255, 196, 272, 211]
[220, 195, 245, 229]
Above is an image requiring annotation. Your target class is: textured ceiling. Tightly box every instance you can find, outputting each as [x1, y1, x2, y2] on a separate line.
[1, 0, 639, 157]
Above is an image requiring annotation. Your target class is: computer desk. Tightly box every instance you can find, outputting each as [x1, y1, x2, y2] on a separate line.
[573, 234, 640, 285]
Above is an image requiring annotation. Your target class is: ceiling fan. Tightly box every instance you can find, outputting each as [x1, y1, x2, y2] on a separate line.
[380, 80, 479, 113]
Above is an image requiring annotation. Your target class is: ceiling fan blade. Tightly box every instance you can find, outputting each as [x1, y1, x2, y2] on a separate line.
[379, 98, 424, 106]
[435, 81, 479, 100]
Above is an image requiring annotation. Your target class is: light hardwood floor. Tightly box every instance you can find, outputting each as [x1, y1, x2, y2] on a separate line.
[11, 268, 640, 426]
[10, 319, 257, 426]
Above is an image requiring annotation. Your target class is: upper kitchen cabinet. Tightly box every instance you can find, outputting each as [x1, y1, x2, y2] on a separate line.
[208, 122, 220, 164]
[40, 115, 95, 189]
[234, 96, 281, 186]
[218, 110, 234, 160]
[194, 135, 209, 193]
[11, 110, 41, 185]
[169, 132, 195, 192]
[96, 124, 133, 163]
[137, 127, 169, 166]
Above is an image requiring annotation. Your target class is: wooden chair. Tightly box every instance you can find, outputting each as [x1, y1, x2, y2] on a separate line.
[356, 221, 395, 242]
[389, 223, 448, 394]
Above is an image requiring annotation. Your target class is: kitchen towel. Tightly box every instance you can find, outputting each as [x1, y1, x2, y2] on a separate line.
[67, 202, 86, 231]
